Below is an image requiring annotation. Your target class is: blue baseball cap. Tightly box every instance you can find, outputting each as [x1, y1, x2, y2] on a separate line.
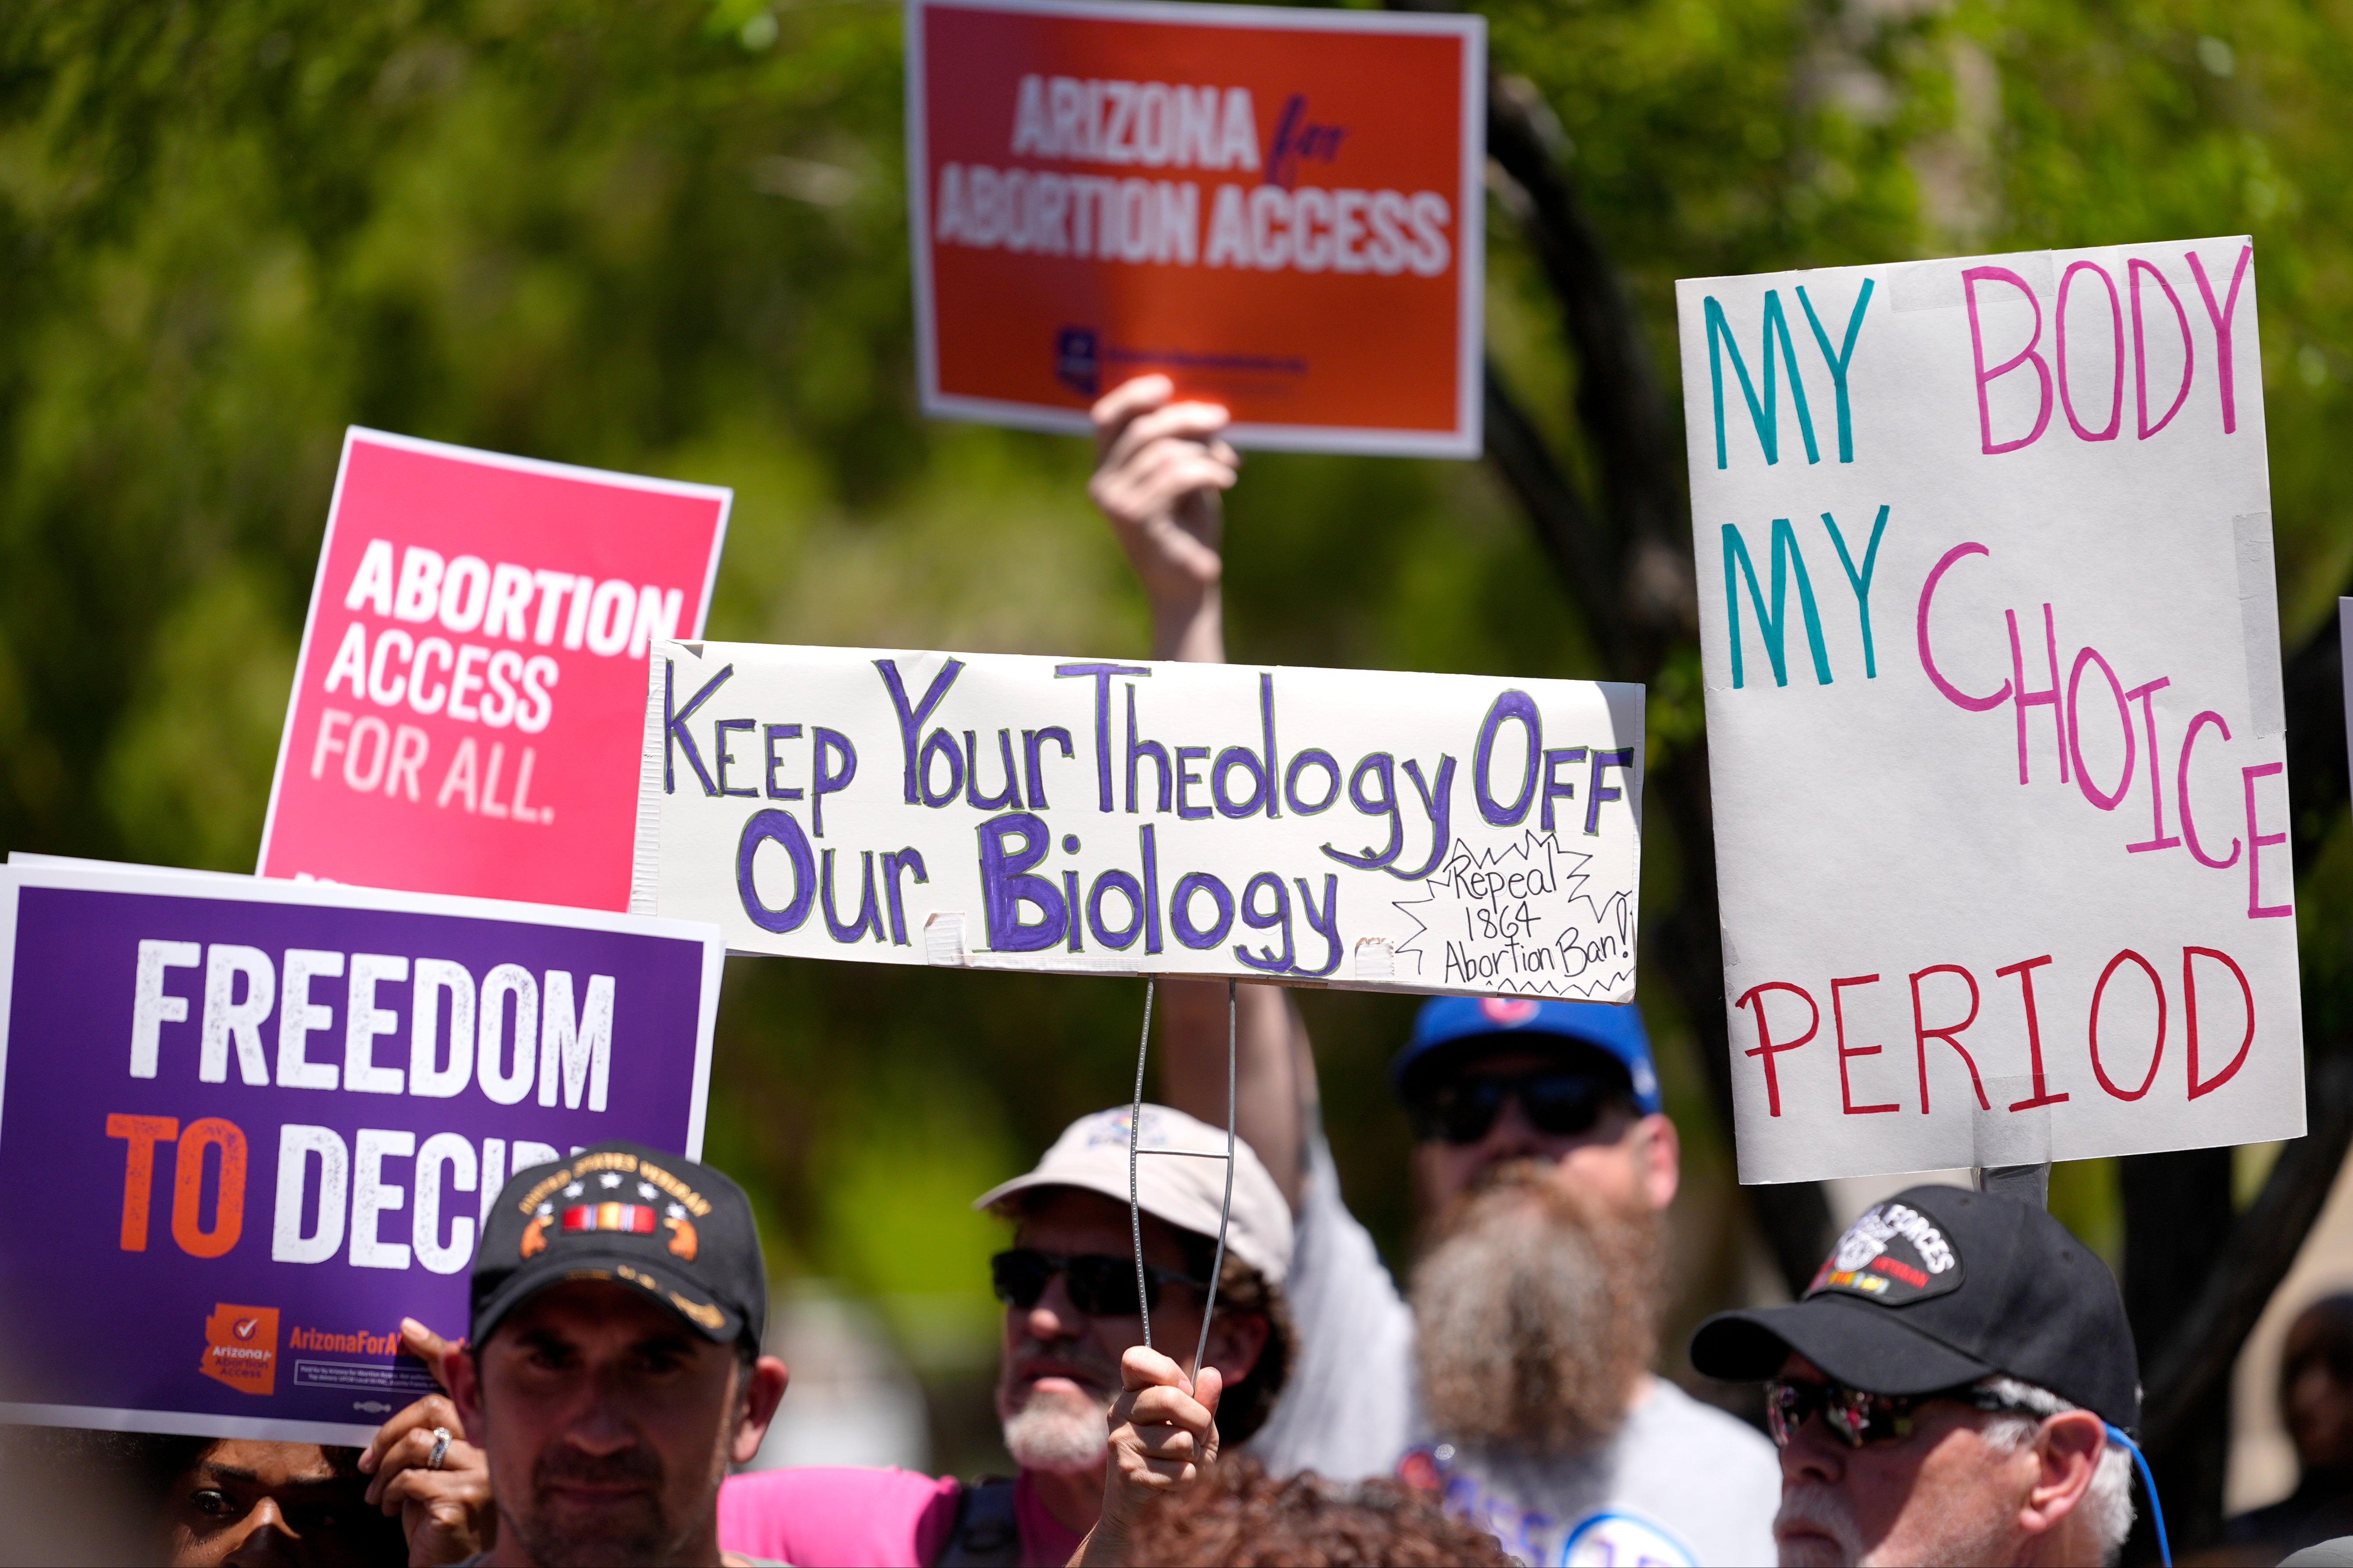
[1391, 997, 1662, 1115]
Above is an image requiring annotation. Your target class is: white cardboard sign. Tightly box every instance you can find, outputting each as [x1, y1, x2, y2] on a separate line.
[1678, 237, 2302, 1183]
[630, 641, 1644, 997]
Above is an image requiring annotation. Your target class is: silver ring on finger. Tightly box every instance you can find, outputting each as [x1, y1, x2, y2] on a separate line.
[427, 1427, 452, 1471]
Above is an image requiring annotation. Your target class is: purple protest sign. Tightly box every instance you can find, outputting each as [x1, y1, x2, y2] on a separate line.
[0, 860, 721, 1444]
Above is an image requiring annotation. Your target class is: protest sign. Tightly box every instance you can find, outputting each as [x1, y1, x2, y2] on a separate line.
[1678, 237, 2300, 1183]
[906, 0, 1485, 456]
[631, 642, 1643, 998]
[258, 429, 730, 910]
[0, 860, 723, 1443]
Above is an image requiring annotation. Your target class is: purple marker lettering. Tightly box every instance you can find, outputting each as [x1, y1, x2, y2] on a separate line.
[1292, 875, 1342, 978]
[874, 658, 964, 805]
[1023, 726, 1074, 810]
[819, 848, 886, 944]
[1125, 686, 1170, 813]
[882, 849, 929, 945]
[916, 728, 963, 809]
[811, 728, 857, 837]
[736, 809, 815, 934]
[1540, 748, 1587, 833]
[965, 730, 1022, 811]
[1473, 690, 1542, 826]
[1235, 872, 1295, 973]
[1390, 757, 1457, 881]
[1055, 662, 1149, 813]
[1323, 754, 1402, 871]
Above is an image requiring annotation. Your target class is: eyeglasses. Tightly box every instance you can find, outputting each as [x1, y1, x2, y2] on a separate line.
[990, 1248, 1205, 1318]
[1765, 1377, 2044, 1449]
[1406, 1069, 1620, 1145]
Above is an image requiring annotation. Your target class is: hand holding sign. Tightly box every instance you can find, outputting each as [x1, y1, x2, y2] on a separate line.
[1091, 376, 1238, 659]
[1079, 1344, 1224, 1568]
[358, 1319, 491, 1564]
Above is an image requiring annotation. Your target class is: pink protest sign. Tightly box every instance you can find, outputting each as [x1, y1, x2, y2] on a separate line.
[259, 430, 730, 911]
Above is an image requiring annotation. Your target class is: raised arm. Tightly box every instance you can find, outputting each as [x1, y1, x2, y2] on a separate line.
[1089, 376, 1316, 1208]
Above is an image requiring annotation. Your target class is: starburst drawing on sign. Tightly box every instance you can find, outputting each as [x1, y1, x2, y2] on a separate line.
[1392, 831, 1636, 999]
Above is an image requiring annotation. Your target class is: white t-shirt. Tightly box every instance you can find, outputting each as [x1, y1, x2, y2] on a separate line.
[1244, 1134, 1782, 1567]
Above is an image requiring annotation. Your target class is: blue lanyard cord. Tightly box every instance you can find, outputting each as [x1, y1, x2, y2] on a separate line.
[2105, 1423, 2171, 1568]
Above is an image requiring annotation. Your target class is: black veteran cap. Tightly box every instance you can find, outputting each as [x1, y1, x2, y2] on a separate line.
[471, 1141, 766, 1351]
[1690, 1184, 2140, 1430]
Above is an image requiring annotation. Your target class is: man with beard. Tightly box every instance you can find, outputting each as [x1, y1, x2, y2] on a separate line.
[1690, 1185, 2140, 1567]
[1087, 372, 1778, 1564]
[718, 1103, 1295, 1567]
[443, 1140, 791, 1568]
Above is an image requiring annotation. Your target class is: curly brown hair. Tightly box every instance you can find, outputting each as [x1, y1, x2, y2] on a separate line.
[1119, 1458, 1516, 1567]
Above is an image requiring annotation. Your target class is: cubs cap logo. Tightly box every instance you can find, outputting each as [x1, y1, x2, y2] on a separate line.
[1806, 1201, 1964, 1306]
[1480, 997, 1541, 1026]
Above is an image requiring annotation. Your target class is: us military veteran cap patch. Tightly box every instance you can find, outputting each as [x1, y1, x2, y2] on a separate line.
[1806, 1200, 1963, 1305]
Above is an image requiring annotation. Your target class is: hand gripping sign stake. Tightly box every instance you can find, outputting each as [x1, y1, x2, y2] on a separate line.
[1124, 976, 1240, 1388]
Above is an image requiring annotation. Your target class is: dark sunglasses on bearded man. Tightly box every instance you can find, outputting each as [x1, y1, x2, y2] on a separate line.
[990, 1248, 1206, 1318]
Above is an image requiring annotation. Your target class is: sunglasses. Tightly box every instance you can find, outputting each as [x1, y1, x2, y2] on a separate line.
[1765, 1377, 2043, 1449]
[1406, 1069, 1620, 1145]
[990, 1248, 1205, 1318]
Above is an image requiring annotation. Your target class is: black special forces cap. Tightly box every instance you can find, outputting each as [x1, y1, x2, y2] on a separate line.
[471, 1141, 766, 1351]
[1690, 1184, 2140, 1430]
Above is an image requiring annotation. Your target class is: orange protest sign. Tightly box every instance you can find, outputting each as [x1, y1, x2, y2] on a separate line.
[907, 0, 1486, 456]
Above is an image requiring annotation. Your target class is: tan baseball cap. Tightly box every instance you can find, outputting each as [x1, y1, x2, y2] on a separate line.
[972, 1104, 1294, 1287]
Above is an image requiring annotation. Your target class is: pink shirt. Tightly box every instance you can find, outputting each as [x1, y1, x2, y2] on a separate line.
[717, 1466, 1086, 1568]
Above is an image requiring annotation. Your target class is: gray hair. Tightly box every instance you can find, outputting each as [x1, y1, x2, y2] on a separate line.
[1974, 1375, 2136, 1565]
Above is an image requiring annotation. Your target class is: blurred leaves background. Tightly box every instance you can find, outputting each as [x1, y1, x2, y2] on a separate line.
[6, 0, 2353, 1475]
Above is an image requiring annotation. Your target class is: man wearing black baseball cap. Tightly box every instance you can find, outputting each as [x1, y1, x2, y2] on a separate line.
[1691, 1184, 2141, 1567]
[444, 1141, 789, 1568]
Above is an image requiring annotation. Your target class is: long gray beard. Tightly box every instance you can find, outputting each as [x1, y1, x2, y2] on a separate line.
[1410, 1162, 1666, 1457]
[1001, 1385, 1110, 1474]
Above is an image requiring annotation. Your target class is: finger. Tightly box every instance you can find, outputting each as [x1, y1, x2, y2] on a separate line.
[1101, 401, 1234, 474]
[365, 1423, 470, 1504]
[1121, 1343, 1191, 1393]
[364, 1426, 436, 1504]
[1125, 1384, 1211, 1431]
[1194, 1364, 1224, 1416]
[358, 1392, 462, 1474]
[1092, 375, 1176, 448]
[400, 1317, 461, 1393]
[378, 1460, 484, 1515]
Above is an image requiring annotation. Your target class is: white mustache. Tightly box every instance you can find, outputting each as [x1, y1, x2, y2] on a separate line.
[1775, 1484, 1863, 1566]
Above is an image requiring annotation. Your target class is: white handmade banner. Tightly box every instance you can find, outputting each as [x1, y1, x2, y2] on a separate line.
[1679, 236, 2302, 1183]
[631, 642, 1643, 997]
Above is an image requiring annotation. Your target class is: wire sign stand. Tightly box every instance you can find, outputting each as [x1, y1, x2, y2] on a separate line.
[1126, 976, 1239, 1385]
